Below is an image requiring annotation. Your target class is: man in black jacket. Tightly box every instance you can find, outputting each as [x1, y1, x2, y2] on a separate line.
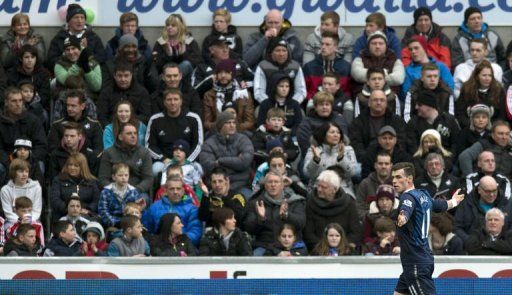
[414, 153, 460, 201]
[465, 208, 512, 255]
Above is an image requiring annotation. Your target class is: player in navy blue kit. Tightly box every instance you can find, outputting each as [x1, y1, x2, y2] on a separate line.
[391, 162, 464, 295]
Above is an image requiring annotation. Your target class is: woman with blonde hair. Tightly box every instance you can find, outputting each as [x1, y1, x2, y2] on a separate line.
[152, 13, 202, 76]
[412, 129, 453, 177]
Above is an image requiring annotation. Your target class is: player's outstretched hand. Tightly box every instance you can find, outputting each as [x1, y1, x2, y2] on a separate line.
[397, 210, 407, 227]
[452, 188, 465, 205]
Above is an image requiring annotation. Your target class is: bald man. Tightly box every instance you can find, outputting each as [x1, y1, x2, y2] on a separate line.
[243, 9, 304, 69]
[455, 175, 511, 242]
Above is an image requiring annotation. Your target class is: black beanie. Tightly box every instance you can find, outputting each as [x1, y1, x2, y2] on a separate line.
[464, 7, 482, 24]
[413, 7, 432, 25]
[66, 4, 86, 23]
[416, 89, 438, 109]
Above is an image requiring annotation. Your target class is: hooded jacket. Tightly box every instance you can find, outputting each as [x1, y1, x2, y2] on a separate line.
[105, 28, 152, 60]
[243, 19, 304, 69]
[403, 79, 454, 123]
[353, 26, 402, 60]
[201, 24, 243, 62]
[0, 179, 42, 224]
[303, 53, 351, 100]
[3, 238, 40, 256]
[304, 25, 355, 64]
[400, 23, 452, 68]
[80, 221, 108, 256]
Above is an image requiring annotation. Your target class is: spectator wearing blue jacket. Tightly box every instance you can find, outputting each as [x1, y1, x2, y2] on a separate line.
[353, 12, 401, 60]
[142, 176, 202, 245]
[402, 35, 454, 97]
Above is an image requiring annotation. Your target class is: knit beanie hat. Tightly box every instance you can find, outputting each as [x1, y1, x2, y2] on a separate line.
[413, 7, 432, 25]
[119, 34, 138, 49]
[376, 184, 396, 202]
[266, 138, 283, 154]
[215, 110, 236, 132]
[416, 89, 438, 109]
[66, 4, 86, 23]
[464, 7, 482, 25]
[63, 36, 81, 50]
[420, 129, 441, 143]
[267, 37, 288, 56]
[172, 139, 191, 156]
[367, 30, 387, 44]
[215, 58, 236, 74]
[410, 35, 429, 53]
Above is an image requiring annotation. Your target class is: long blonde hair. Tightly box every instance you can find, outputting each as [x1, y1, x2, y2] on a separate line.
[413, 132, 452, 158]
[162, 14, 187, 43]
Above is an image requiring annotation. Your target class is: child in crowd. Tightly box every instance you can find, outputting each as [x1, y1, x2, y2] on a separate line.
[264, 223, 308, 256]
[363, 184, 399, 246]
[429, 213, 465, 255]
[18, 79, 48, 130]
[80, 221, 108, 256]
[59, 194, 90, 241]
[354, 67, 400, 118]
[5, 196, 45, 247]
[107, 215, 150, 257]
[99, 163, 144, 229]
[364, 216, 400, 256]
[3, 224, 39, 256]
[8, 138, 44, 186]
[44, 220, 82, 256]
[312, 223, 349, 256]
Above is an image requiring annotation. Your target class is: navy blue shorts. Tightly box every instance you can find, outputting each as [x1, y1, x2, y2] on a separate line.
[395, 264, 436, 295]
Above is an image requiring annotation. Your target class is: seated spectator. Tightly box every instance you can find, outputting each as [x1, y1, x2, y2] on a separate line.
[351, 31, 405, 95]
[412, 129, 454, 177]
[454, 38, 503, 99]
[152, 13, 201, 77]
[456, 60, 506, 129]
[0, 216, 4, 254]
[48, 90, 103, 155]
[364, 216, 400, 256]
[105, 12, 152, 61]
[79, 221, 108, 256]
[243, 9, 303, 69]
[59, 195, 90, 241]
[404, 63, 454, 123]
[146, 88, 203, 176]
[452, 7, 505, 69]
[256, 74, 302, 134]
[3, 223, 39, 256]
[105, 202, 147, 242]
[6, 44, 50, 112]
[465, 151, 511, 200]
[201, 9, 242, 62]
[406, 90, 460, 154]
[98, 122, 153, 198]
[1, 159, 41, 226]
[304, 170, 362, 251]
[103, 101, 147, 150]
[402, 35, 454, 97]
[455, 175, 510, 242]
[311, 223, 349, 256]
[54, 36, 102, 93]
[5, 196, 45, 247]
[363, 185, 399, 250]
[465, 208, 512, 255]
[253, 37, 306, 104]
[429, 213, 465, 255]
[44, 220, 82, 256]
[303, 31, 351, 101]
[98, 163, 144, 229]
[320, 72, 354, 124]
[97, 61, 151, 126]
[350, 90, 406, 161]
[253, 108, 299, 165]
[8, 138, 43, 186]
[107, 215, 149, 257]
[17, 79, 48, 131]
[51, 76, 97, 122]
[0, 13, 46, 70]
[203, 59, 255, 132]
[199, 207, 251, 256]
[414, 153, 459, 201]
[244, 171, 306, 256]
[353, 12, 401, 60]
[150, 213, 197, 256]
[198, 167, 246, 228]
[503, 51, 512, 88]
[48, 122, 100, 180]
[354, 67, 400, 119]
[304, 11, 354, 64]
[142, 176, 202, 245]
[400, 7, 451, 68]
[297, 91, 348, 154]
[357, 152, 393, 218]
[264, 223, 308, 256]
[47, 4, 105, 70]
[303, 122, 357, 190]
[200, 111, 254, 194]
[455, 104, 492, 156]
[458, 120, 512, 178]
[49, 153, 99, 222]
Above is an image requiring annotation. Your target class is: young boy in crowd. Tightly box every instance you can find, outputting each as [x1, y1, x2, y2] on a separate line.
[5, 197, 45, 247]
[18, 79, 48, 131]
[80, 221, 108, 256]
[354, 67, 400, 118]
[44, 220, 82, 256]
[59, 194, 90, 242]
[107, 215, 150, 257]
[3, 224, 39, 256]
[365, 216, 400, 256]
[99, 163, 144, 229]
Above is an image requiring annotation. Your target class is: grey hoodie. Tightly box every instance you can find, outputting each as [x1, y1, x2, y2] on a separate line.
[1, 179, 42, 224]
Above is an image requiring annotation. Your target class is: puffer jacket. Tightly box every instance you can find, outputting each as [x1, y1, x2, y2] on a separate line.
[400, 23, 452, 68]
[49, 175, 100, 220]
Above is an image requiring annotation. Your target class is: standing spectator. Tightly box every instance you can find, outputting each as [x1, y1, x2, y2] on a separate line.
[47, 3, 106, 70]
[105, 12, 152, 60]
[429, 213, 465, 255]
[465, 208, 512, 255]
[0, 13, 46, 70]
[201, 9, 243, 62]
[304, 11, 354, 64]
[243, 9, 303, 69]
[400, 7, 451, 68]
[103, 101, 147, 150]
[150, 213, 197, 256]
[451, 7, 505, 69]
[353, 12, 401, 60]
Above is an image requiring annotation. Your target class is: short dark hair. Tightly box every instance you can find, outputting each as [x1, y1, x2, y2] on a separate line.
[268, 150, 287, 165]
[391, 162, 415, 178]
[17, 223, 36, 237]
[431, 213, 454, 236]
[366, 67, 385, 80]
[313, 122, 343, 145]
[53, 220, 72, 237]
[321, 11, 340, 25]
[210, 167, 228, 179]
[421, 63, 439, 73]
[120, 215, 140, 232]
[162, 62, 181, 73]
[322, 72, 340, 84]
[19, 44, 38, 61]
[62, 121, 83, 135]
[65, 89, 86, 104]
[321, 31, 339, 44]
[114, 61, 134, 74]
[469, 38, 488, 49]
[375, 151, 391, 163]
[119, 122, 138, 134]
[14, 196, 32, 209]
[366, 12, 386, 28]
[120, 12, 138, 25]
[65, 194, 82, 208]
[162, 88, 183, 101]
[491, 120, 510, 133]
[374, 216, 396, 233]
[211, 207, 235, 228]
